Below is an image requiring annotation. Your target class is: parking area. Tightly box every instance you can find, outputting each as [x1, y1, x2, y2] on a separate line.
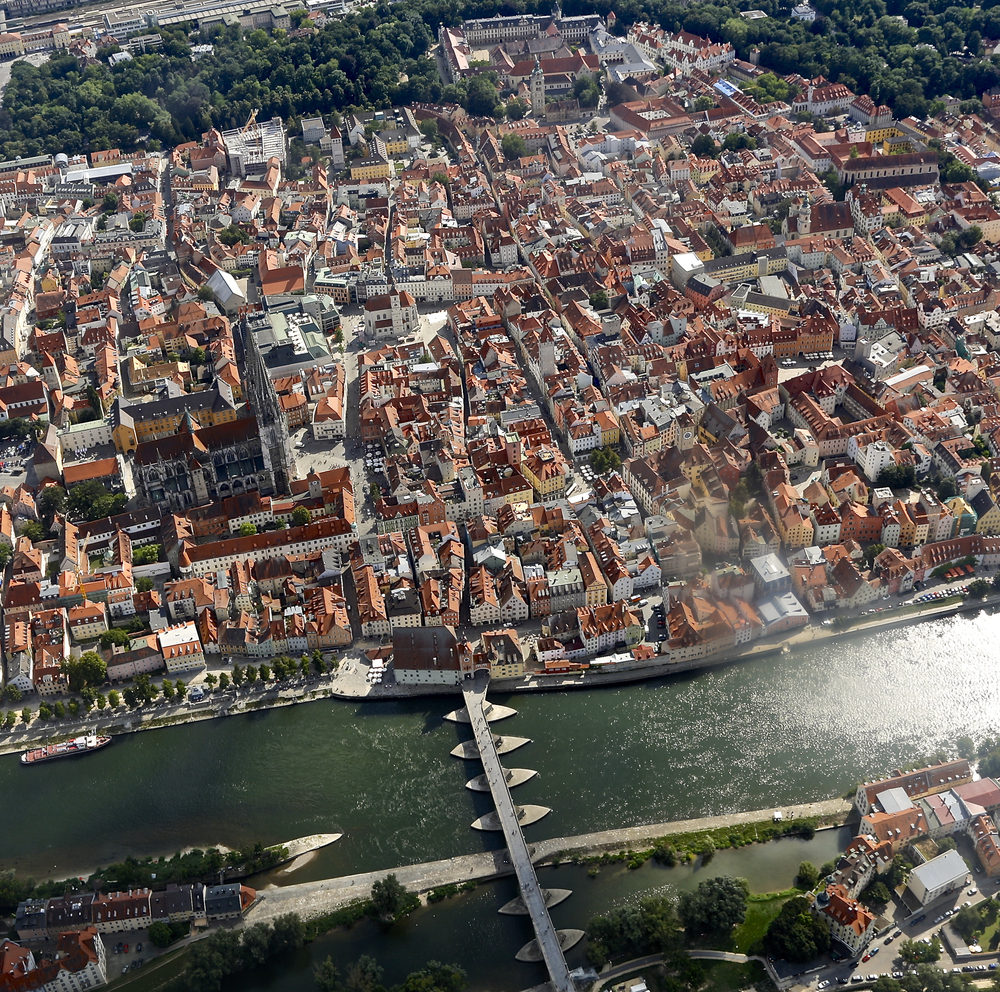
[0, 437, 32, 487]
[106, 933, 151, 981]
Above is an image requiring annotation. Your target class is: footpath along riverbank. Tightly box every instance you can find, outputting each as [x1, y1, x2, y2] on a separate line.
[1, 591, 995, 758]
[249, 797, 853, 924]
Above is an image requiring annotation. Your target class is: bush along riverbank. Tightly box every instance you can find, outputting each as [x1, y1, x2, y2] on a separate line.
[544, 814, 832, 872]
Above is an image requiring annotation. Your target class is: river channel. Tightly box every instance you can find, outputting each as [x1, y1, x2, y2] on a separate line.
[6, 611, 1000, 985]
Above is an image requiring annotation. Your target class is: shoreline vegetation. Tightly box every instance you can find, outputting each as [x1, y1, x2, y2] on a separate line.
[0, 843, 290, 917]
[0, 588, 995, 760]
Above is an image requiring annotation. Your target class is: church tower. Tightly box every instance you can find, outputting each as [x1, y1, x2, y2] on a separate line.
[530, 57, 545, 118]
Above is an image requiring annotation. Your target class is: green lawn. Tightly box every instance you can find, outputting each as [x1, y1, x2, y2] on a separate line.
[731, 892, 793, 955]
[700, 960, 770, 992]
[971, 907, 1000, 952]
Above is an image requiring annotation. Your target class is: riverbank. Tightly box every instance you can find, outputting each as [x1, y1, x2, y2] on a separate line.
[1, 590, 995, 758]
[249, 798, 852, 925]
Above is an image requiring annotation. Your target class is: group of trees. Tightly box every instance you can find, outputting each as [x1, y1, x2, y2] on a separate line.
[589, 445, 622, 476]
[37, 480, 130, 524]
[586, 877, 749, 968]
[314, 956, 466, 992]
[180, 913, 307, 991]
[572, 72, 601, 108]
[586, 893, 683, 967]
[603, 0, 1000, 118]
[3, 0, 1000, 160]
[679, 876, 749, 935]
[876, 464, 916, 489]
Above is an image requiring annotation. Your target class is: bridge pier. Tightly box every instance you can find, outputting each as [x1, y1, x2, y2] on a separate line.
[465, 768, 537, 792]
[499, 889, 572, 916]
[515, 929, 585, 963]
[471, 805, 551, 831]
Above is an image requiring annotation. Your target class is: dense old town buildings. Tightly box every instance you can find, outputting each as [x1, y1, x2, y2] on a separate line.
[6, 10, 1000, 736]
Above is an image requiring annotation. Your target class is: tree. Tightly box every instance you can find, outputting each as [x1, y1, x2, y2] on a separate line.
[175, 680, 187, 699]
[342, 954, 385, 992]
[796, 861, 819, 888]
[691, 134, 718, 157]
[694, 95, 715, 111]
[764, 896, 830, 961]
[3, 684, 22, 704]
[232, 664, 245, 687]
[860, 879, 891, 912]
[218, 672, 231, 691]
[505, 98, 528, 120]
[20, 707, 31, 725]
[314, 957, 341, 992]
[20, 521, 46, 543]
[162, 681, 176, 702]
[100, 628, 132, 649]
[369, 873, 418, 923]
[966, 578, 990, 599]
[863, 543, 887, 569]
[418, 118, 438, 141]
[108, 690, 120, 708]
[589, 446, 622, 476]
[952, 904, 984, 943]
[38, 485, 67, 523]
[149, 921, 176, 948]
[938, 477, 957, 500]
[679, 876, 749, 935]
[239, 522, 258, 536]
[62, 651, 107, 692]
[291, 506, 311, 527]
[589, 289, 609, 310]
[501, 132, 527, 160]
[136, 577, 154, 592]
[464, 75, 499, 117]
[205, 673, 217, 690]
[899, 938, 941, 964]
[4, 710, 16, 729]
[396, 962, 466, 992]
[258, 663, 271, 682]
[245, 666, 258, 684]
[52, 701, 65, 719]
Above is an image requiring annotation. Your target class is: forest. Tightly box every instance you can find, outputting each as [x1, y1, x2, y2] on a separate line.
[2, 0, 1000, 159]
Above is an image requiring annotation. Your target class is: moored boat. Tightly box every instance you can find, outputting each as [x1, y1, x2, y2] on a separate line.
[20, 734, 112, 766]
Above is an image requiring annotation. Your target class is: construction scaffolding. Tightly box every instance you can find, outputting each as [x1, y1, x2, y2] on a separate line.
[221, 113, 287, 177]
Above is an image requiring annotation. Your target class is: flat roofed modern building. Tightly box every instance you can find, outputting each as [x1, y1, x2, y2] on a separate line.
[906, 849, 969, 906]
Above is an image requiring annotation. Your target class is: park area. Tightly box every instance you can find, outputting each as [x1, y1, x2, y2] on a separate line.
[953, 899, 1000, 953]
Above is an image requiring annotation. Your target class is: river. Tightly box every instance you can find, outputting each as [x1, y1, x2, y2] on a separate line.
[7, 611, 1000, 985]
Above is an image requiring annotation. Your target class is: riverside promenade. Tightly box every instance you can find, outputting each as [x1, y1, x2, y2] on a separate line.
[251, 796, 852, 925]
